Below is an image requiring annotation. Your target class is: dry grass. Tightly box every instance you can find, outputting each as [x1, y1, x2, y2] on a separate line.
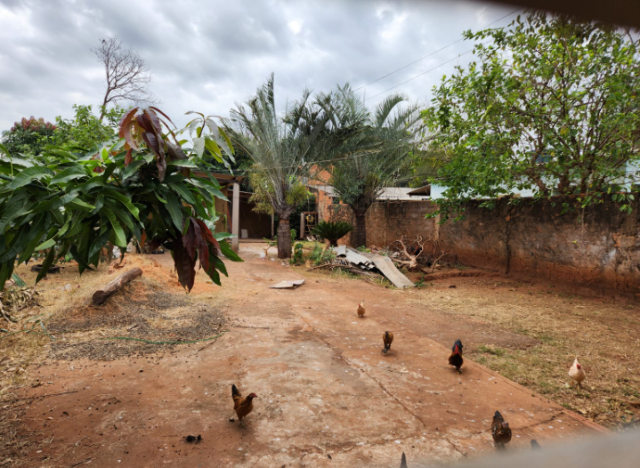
[0, 255, 227, 465]
[411, 278, 640, 430]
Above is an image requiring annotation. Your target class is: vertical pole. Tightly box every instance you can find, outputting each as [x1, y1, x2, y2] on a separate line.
[300, 212, 306, 240]
[271, 213, 274, 238]
[231, 182, 240, 253]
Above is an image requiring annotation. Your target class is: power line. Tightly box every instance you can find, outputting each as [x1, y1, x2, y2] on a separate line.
[367, 48, 475, 100]
[355, 7, 521, 93]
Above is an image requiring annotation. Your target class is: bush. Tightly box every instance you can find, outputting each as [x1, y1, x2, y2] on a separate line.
[311, 221, 353, 246]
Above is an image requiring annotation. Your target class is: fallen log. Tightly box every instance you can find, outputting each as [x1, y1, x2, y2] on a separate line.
[92, 267, 143, 305]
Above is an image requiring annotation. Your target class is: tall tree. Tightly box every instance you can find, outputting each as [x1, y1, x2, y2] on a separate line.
[317, 85, 421, 247]
[423, 12, 640, 220]
[93, 37, 156, 122]
[228, 74, 326, 258]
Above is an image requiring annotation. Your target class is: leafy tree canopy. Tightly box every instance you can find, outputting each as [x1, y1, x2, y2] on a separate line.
[422, 12, 640, 220]
[0, 106, 240, 293]
[1, 116, 57, 157]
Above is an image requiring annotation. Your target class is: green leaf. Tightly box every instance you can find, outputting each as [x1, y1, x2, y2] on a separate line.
[167, 159, 199, 168]
[4, 166, 54, 191]
[50, 166, 87, 185]
[168, 182, 196, 205]
[218, 240, 242, 262]
[105, 188, 140, 220]
[204, 137, 223, 163]
[103, 207, 127, 247]
[67, 198, 96, 211]
[0, 199, 29, 233]
[35, 247, 56, 284]
[36, 238, 56, 251]
[122, 159, 146, 180]
[188, 177, 228, 201]
[164, 191, 184, 231]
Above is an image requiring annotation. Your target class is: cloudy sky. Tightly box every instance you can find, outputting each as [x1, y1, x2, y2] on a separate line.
[0, 0, 518, 132]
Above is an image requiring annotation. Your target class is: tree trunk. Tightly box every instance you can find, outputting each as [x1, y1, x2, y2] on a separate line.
[277, 218, 292, 259]
[352, 213, 367, 248]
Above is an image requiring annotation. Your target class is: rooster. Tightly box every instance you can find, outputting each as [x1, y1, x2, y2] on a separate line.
[491, 411, 512, 449]
[232, 384, 257, 428]
[382, 331, 394, 354]
[357, 300, 366, 318]
[448, 339, 464, 373]
[569, 357, 586, 388]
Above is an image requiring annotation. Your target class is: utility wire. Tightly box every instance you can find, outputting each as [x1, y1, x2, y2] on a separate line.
[355, 7, 521, 95]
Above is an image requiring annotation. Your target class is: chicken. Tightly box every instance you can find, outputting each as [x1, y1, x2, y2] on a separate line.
[232, 384, 257, 428]
[491, 411, 512, 449]
[400, 451, 408, 468]
[383, 331, 394, 354]
[448, 339, 464, 373]
[569, 357, 586, 387]
[531, 439, 541, 450]
[357, 300, 366, 318]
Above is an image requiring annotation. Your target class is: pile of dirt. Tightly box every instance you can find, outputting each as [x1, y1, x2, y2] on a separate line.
[47, 279, 226, 361]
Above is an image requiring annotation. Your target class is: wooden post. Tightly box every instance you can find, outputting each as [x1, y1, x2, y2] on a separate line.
[231, 182, 240, 252]
[92, 268, 143, 305]
[300, 212, 306, 239]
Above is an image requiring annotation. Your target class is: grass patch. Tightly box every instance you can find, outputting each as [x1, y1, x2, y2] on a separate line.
[412, 277, 640, 429]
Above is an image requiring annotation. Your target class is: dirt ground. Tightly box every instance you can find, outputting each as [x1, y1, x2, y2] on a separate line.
[0, 244, 626, 467]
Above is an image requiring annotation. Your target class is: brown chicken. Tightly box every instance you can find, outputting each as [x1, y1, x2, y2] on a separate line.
[383, 331, 394, 354]
[491, 411, 512, 449]
[448, 339, 464, 373]
[357, 300, 366, 318]
[232, 384, 257, 428]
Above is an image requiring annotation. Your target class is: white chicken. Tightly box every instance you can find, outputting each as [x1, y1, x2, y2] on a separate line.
[569, 357, 586, 387]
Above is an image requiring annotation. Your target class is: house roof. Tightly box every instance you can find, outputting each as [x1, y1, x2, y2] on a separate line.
[312, 185, 431, 201]
[407, 185, 431, 196]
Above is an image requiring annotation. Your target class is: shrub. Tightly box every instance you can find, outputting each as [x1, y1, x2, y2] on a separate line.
[311, 221, 353, 246]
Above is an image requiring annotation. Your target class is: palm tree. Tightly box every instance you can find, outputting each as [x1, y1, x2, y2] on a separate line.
[317, 85, 422, 247]
[228, 74, 327, 258]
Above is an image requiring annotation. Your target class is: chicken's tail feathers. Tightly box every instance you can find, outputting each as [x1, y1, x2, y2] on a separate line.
[400, 451, 408, 468]
[232, 384, 241, 398]
[531, 439, 541, 450]
[493, 410, 504, 421]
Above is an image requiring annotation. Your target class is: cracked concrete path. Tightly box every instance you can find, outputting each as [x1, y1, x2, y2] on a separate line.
[18, 246, 604, 467]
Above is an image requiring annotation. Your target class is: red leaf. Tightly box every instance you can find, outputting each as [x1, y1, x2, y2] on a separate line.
[142, 132, 160, 156]
[156, 153, 167, 182]
[195, 219, 220, 256]
[182, 223, 197, 261]
[124, 148, 133, 166]
[136, 114, 154, 134]
[191, 218, 210, 272]
[173, 234, 196, 292]
[146, 108, 163, 135]
[149, 106, 175, 127]
[119, 108, 139, 151]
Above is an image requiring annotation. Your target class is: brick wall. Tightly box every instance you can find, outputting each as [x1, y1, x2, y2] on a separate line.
[324, 197, 640, 295]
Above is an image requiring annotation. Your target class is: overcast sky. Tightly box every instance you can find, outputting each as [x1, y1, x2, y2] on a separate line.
[0, 0, 518, 132]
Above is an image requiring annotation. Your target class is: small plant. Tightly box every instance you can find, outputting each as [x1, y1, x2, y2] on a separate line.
[291, 242, 304, 265]
[356, 246, 371, 253]
[308, 243, 336, 265]
[311, 221, 353, 247]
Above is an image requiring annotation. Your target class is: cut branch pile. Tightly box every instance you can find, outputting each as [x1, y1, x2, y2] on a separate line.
[392, 236, 446, 273]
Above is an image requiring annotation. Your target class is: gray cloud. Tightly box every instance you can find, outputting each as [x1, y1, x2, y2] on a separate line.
[0, 0, 515, 131]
